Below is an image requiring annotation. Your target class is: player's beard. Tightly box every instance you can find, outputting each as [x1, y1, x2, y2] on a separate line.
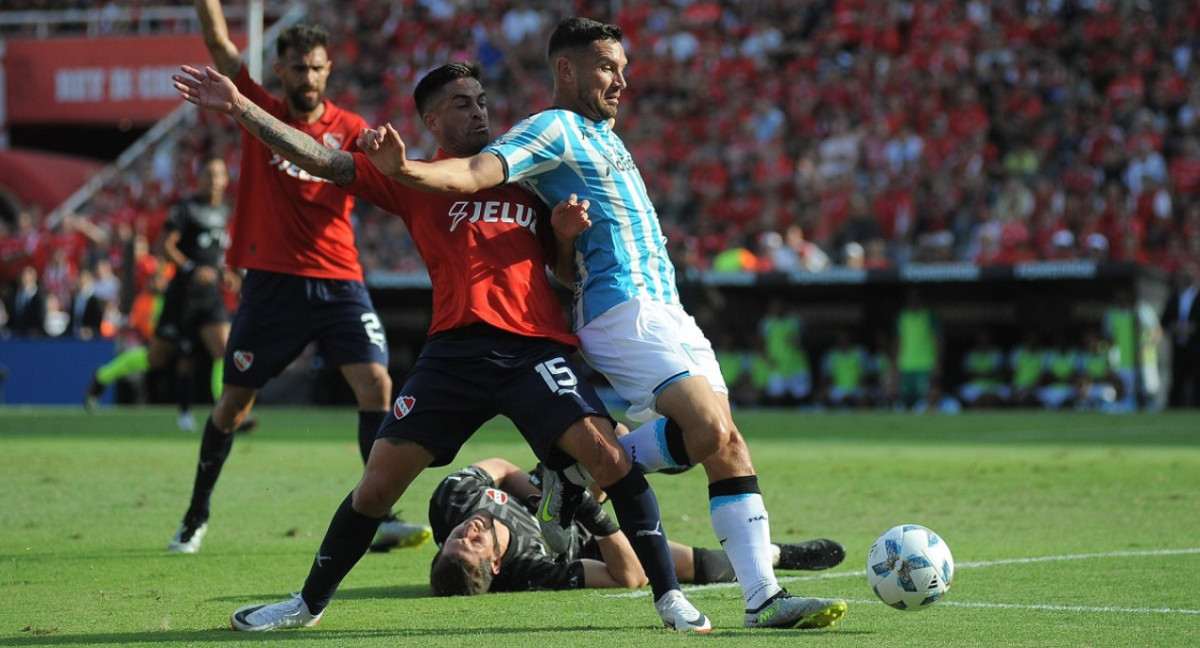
[577, 85, 617, 122]
[456, 129, 492, 157]
[288, 84, 323, 113]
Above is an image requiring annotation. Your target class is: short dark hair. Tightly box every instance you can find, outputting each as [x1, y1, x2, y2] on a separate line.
[197, 155, 226, 177]
[276, 24, 329, 58]
[413, 61, 483, 115]
[547, 17, 623, 61]
[429, 549, 494, 596]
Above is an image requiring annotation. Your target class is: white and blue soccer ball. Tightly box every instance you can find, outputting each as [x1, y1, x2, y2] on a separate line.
[866, 523, 954, 611]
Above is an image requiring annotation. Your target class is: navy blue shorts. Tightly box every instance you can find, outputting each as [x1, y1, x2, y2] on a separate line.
[223, 270, 388, 389]
[377, 324, 612, 468]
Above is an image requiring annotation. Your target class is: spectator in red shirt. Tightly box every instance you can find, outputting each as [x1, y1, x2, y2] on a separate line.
[1169, 137, 1200, 200]
[0, 210, 39, 284]
[1133, 175, 1174, 249]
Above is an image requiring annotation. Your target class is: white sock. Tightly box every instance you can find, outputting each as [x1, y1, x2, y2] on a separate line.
[618, 418, 683, 473]
[710, 493, 781, 610]
[562, 462, 594, 487]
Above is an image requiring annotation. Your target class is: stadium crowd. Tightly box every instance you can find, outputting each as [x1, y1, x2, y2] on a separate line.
[3, 0, 1200, 406]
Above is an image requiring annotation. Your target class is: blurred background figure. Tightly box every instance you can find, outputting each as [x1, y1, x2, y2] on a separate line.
[956, 329, 1010, 409]
[758, 298, 812, 407]
[1036, 334, 1082, 411]
[817, 329, 871, 410]
[1104, 287, 1163, 411]
[1075, 329, 1121, 412]
[68, 269, 107, 340]
[1008, 331, 1047, 408]
[1162, 263, 1200, 408]
[7, 266, 47, 337]
[894, 289, 942, 410]
[867, 331, 897, 409]
[715, 332, 767, 410]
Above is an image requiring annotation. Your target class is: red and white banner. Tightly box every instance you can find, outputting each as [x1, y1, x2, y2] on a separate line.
[4, 33, 245, 125]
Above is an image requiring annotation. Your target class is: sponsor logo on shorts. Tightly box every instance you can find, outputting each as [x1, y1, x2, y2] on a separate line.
[233, 350, 254, 372]
[393, 395, 416, 419]
[485, 488, 508, 504]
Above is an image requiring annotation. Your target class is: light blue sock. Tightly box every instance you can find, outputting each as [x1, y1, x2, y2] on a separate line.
[618, 419, 682, 474]
[711, 493, 780, 609]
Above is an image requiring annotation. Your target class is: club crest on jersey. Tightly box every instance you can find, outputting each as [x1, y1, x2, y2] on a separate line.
[233, 350, 254, 372]
[484, 488, 508, 505]
[322, 133, 344, 149]
[393, 395, 416, 419]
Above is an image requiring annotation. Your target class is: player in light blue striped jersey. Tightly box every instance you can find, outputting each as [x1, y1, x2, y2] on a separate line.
[358, 16, 846, 631]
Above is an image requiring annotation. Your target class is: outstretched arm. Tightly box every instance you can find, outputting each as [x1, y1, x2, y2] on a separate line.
[580, 533, 649, 589]
[174, 65, 357, 185]
[194, 0, 242, 77]
[357, 123, 506, 194]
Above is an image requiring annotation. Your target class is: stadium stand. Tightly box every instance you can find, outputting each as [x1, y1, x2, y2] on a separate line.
[2, 1, 1197, 410]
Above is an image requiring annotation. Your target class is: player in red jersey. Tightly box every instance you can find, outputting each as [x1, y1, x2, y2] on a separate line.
[167, 0, 427, 556]
[175, 60, 710, 633]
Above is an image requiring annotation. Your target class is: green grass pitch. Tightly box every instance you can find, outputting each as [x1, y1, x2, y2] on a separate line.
[2, 406, 1198, 647]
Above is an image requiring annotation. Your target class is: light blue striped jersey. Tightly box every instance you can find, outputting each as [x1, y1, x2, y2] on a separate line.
[483, 109, 679, 329]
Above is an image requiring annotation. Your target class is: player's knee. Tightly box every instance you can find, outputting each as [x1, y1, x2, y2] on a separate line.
[352, 365, 392, 409]
[351, 478, 398, 518]
[700, 427, 754, 475]
[685, 419, 735, 465]
[581, 440, 632, 487]
[211, 387, 254, 431]
[210, 409, 246, 433]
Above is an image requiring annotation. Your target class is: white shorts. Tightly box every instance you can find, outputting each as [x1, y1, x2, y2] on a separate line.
[578, 298, 727, 422]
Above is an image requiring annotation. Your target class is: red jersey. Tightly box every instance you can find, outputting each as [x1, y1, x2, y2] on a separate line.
[227, 67, 366, 280]
[344, 151, 577, 349]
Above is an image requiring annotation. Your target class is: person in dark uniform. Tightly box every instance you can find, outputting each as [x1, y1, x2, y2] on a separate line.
[84, 156, 247, 437]
[1163, 262, 1200, 408]
[428, 458, 846, 595]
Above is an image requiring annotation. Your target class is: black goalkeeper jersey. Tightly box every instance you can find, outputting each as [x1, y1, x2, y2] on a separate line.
[429, 466, 587, 591]
[165, 196, 230, 268]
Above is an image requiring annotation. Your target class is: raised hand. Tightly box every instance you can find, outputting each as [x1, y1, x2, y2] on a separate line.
[357, 123, 410, 179]
[173, 65, 241, 114]
[552, 193, 592, 241]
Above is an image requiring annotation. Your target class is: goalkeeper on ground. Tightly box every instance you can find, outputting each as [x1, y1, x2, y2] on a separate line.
[428, 458, 845, 596]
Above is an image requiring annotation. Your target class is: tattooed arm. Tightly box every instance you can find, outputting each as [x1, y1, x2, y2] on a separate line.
[173, 65, 356, 185]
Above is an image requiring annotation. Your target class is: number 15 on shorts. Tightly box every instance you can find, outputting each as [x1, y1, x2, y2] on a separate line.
[536, 357, 580, 397]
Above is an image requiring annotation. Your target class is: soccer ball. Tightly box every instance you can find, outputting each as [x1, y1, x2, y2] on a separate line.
[866, 524, 954, 611]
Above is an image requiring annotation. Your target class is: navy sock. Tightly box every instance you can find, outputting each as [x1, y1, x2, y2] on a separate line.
[184, 416, 235, 523]
[358, 410, 386, 464]
[300, 493, 383, 614]
[603, 468, 680, 600]
[692, 547, 737, 584]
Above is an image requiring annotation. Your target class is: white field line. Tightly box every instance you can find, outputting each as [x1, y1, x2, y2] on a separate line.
[600, 547, 1200, 615]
